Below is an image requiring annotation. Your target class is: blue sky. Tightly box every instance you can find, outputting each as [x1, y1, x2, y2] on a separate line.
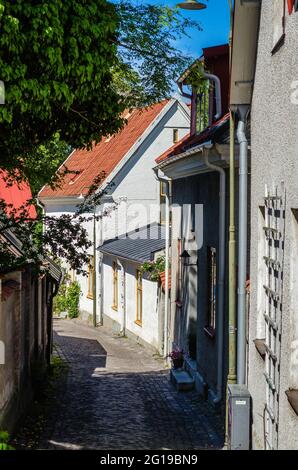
[140, 0, 231, 59]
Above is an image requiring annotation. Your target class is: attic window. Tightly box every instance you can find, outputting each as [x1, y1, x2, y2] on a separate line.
[173, 129, 179, 143]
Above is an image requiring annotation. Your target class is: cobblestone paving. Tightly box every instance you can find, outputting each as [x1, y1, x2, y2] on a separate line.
[40, 319, 224, 450]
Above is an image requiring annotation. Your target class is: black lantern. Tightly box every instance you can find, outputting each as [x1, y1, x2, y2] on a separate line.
[180, 250, 198, 267]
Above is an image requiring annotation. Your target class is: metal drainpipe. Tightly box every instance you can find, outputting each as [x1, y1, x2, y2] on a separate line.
[204, 149, 226, 403]
[154, 171, 171, 359]
[228, 110, 237, 385]
[93, 209, 97, 327]
[118, 259, 126, 336]
[98, 211, 103, 326]
[164, 179, 171, 358]
[236, 104, 250, 385]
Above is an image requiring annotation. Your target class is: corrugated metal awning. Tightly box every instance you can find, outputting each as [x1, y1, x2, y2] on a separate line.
[99, 223, 166, 264]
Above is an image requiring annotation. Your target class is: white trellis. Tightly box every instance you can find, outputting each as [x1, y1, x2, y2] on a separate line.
[263, 184, 286, 450]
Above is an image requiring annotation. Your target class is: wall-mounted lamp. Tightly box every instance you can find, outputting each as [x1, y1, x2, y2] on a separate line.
[180, 250, 198, 267]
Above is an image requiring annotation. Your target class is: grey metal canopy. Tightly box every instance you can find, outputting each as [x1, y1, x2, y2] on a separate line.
[98, 223, 166, 264]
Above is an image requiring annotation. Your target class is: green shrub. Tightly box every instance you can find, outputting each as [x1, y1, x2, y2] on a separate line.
[66, 281, 81, 319]
[53, 282, 68, 315]
[53, 279, 81, 318]
[0, 430, 15, 450]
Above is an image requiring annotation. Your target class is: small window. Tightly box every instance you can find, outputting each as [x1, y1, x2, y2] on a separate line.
[173, 128, 179, 143]
[136, 270, 143, 325]
[206, 247, 217, 336]
[112, 261, 118, 311]
[87, 255, 95, 299]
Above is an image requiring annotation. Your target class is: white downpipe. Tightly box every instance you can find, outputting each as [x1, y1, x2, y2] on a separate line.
[164, 181, 170, 358]
[98, 212, 103, 325]
[236, 105, 250, 385]
[118, 259, 126, 335]
[204, 150, 226, 403]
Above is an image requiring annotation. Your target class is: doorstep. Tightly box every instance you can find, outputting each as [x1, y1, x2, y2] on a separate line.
[170, 369, 195, 392]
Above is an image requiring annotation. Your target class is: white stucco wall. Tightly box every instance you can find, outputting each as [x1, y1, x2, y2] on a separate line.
[249, 1, 298, 450]
[102, 256, 160, 350]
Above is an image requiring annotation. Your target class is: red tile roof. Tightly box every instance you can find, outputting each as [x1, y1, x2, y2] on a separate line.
[40, 101, 170, 199]
[0, 171, 37, 219]
[155, 113, 230, 165]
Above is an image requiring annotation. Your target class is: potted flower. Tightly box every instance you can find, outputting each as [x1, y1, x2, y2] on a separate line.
[168, 348, 184, 370]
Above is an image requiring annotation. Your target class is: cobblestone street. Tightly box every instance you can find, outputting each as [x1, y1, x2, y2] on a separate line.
[38, 319, 223, 450]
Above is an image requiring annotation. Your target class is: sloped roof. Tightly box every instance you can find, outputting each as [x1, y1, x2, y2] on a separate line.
[40, 100, 170, 199]
[99, 223, 166, 264]
[0, 170, 37, 219]
[155, 113, 230, 165]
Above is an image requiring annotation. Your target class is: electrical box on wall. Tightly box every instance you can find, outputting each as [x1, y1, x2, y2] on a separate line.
[228, 384, 251, 450]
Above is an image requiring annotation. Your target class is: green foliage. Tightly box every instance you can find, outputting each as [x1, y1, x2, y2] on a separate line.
[0, 0, 125, 168]
[23, 133, 72, 195]
[186, 61, 208, 89]
[140, 256, 166, 282]
[0, 0, 204, 275]
[66, 281, 81, 319]
[53, 281, 68, 316]
[53, 279, 81, 319]
[0, 430, 15, 450]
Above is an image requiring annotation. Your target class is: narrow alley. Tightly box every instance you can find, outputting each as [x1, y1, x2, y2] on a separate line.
[28, 320, 224, 450]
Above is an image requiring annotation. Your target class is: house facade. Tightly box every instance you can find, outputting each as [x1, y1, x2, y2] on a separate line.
[246, 0, 298, 450]
[154, 45, 234, 406]
[230, 0, 298, 450]
[39, 99, 190, 352]
[99, 223, 166, 353]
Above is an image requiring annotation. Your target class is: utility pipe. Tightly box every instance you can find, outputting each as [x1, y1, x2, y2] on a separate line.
[97, 210, 103, 326]
[204, 150, 226, 403]
[93, 208, 97, 327]
[118, 259, 126, 336]
[236, 105, 250, 385]
[164, 179, 171, 358]
[228, 110, 237, 385]
[204, 73, 222, 121]
[153, 171, 171, 358]
[178, 72, 222, 133]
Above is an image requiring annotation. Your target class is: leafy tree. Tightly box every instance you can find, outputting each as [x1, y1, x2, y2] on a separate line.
[0, 0, 202, 273]
[0, 0, 126, 169]
[22, 133, 72, 196]
[114, 1, 201, 107]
